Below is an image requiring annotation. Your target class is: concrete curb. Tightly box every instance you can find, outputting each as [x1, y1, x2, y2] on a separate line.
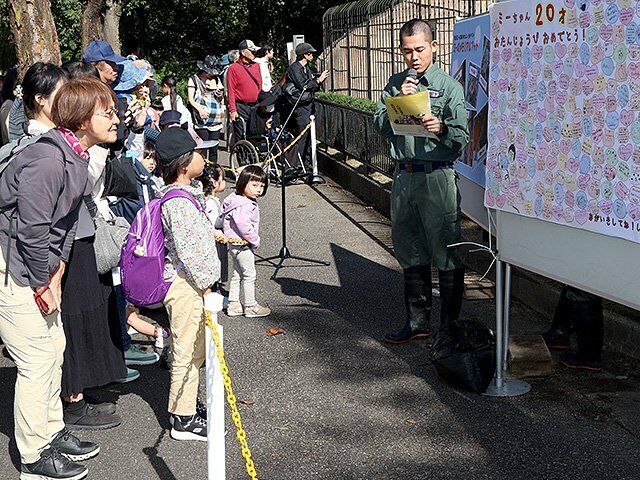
[318, 148, 640, 360]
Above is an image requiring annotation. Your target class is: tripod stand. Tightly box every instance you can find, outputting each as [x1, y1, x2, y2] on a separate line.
[256, 84, 330, 279]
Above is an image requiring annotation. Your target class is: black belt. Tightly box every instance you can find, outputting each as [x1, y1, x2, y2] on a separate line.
[237, 101, 257, 107]
[398, 161, 452, 173]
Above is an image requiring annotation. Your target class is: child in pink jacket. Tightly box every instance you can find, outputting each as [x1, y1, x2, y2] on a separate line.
[216, 165, 271, 317]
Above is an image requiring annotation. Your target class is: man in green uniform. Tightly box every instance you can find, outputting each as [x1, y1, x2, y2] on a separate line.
[374, 19, 469, 344]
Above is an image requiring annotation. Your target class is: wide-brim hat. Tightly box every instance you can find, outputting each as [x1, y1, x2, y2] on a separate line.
[197, 55, 220, 76]
[113, 59, 149, 92]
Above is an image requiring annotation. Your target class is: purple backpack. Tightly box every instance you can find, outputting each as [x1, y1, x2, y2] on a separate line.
[120, 188, 201, 307]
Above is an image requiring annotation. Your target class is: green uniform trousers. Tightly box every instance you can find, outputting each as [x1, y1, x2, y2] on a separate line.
[390, 166, 463, 271]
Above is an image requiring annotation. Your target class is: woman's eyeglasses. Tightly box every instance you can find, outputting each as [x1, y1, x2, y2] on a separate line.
[94, 107, 118, 119]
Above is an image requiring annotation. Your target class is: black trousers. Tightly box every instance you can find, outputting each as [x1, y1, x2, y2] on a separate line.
[195, 128, 220, 163]
[232, 102, 254, 142]
[289, 104, 313, 170]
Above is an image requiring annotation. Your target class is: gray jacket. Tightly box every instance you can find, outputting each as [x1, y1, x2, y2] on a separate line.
[0, 129, 90, 287]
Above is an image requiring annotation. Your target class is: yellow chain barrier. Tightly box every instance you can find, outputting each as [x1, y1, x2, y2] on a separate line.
[204, 311, 259, 480]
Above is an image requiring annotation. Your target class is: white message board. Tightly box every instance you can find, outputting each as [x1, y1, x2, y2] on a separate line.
[485, 0, 640, 244]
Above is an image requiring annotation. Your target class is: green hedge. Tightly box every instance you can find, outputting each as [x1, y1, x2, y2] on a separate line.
[316, 92, 377, 113]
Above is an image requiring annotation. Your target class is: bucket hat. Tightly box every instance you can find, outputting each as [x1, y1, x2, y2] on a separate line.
[113, 59, 148, 92]
[197, 55, 220, 76]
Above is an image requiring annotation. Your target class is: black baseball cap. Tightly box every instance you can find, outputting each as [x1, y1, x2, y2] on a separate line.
[159, 110, 181, 127]
[156, 127, 197, 164]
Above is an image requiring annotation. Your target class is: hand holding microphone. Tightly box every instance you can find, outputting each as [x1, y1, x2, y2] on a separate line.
[400, 68, 418, 96]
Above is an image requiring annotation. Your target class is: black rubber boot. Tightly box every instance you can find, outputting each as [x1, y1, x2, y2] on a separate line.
[384, 266, 432, 344]
[438, 268, 465, 326]
[560, 291, 604, 372]
[542, 286, 573, 350]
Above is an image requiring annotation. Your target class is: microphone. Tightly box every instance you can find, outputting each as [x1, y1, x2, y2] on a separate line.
[406, 68, 417, 80]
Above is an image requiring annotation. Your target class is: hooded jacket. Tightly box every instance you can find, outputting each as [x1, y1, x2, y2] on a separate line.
[217, 192, 260, 249]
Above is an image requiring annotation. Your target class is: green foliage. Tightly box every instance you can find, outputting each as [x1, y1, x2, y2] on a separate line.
[50, 0, 84, 63]
[316, 91, 377, 113]
[121, 0, 248, 85]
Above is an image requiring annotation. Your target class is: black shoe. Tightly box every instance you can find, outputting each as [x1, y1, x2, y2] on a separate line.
[170, 413, 207, 442]
[51, 429, 100, 462]
[64, 401, 122, 431]
[542, 327, 571, 350]
[20, 447, 88, 480]
[196, 402, 207, 420]
[560, 351, 603, 372]
[77, 394, 117, 415]
[383, 326, 431, 344]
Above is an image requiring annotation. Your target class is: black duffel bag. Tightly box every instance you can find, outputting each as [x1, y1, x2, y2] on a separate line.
[429, 320, 496, 394]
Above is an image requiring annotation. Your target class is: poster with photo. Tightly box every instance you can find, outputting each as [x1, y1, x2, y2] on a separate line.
[451, 13, 490, 187]
[486, 0, 640, 244]
[479, 35, 491, 93]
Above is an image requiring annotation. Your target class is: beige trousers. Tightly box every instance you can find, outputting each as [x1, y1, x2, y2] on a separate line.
[0, 257, 65, 464]
[163, 272, 206, 416]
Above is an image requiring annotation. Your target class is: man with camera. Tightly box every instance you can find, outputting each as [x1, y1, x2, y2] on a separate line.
[283, 42, 328, 175]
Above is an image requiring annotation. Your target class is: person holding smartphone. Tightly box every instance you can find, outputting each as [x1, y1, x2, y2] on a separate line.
[282, 42, 329, 178]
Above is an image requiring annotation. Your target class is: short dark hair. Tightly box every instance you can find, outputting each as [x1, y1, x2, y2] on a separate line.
[399, 19, 434, 43]
[22, 62, 69, 112]
[235, 165, 268, 196]
[161, 151, 194, 184]
[257, 43, 273, 58]
[0, 66, 18, 102]
[62, 61, 100, 80]
[143, 141, 157, 161]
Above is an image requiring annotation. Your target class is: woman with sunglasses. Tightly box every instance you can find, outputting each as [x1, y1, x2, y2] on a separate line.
[0, 76, 121, 480]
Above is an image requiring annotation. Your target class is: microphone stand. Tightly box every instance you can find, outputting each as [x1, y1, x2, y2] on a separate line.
[256, 84, 330, 279]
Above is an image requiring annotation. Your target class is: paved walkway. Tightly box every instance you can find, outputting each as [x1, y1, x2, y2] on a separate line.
[1, 156, 639, 479]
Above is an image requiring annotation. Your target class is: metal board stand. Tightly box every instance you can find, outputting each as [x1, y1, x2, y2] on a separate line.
[483, 260, 531, 397]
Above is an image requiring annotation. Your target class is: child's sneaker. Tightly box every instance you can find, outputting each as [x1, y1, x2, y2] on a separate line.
[244, 303, 271, 318]
[226, 302, 243, 317]
[170, 413, 207, 442]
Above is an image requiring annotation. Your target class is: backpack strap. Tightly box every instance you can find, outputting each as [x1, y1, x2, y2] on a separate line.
[160, 188, 202, 211]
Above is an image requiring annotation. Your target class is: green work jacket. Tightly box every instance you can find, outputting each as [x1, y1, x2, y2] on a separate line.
[373, 64, 469, 163]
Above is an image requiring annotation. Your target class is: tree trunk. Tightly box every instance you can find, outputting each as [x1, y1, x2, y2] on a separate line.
[8, 0, 61, 78]
[82, 0, 105, 50]
[82, 0, 124, 55]
[103, 0, 125, 54]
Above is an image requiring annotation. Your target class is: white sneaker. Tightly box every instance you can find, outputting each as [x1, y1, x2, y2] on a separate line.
[226, 303, 243, 317]
[244, 303, 271, 318]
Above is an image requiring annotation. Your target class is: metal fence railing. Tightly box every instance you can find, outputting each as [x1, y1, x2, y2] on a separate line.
[321, 0, 491, 100]
[315, 99, 394, 176]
